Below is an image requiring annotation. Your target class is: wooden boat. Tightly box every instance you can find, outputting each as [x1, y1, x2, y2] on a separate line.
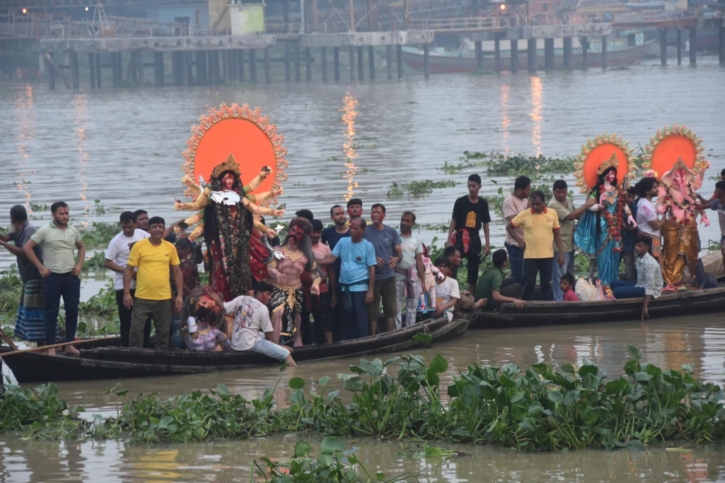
[470, 286, 725, 329]
[402, 40, 655, 74]
[1, 316, 468, 384]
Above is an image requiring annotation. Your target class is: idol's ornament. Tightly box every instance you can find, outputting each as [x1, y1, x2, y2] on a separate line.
[574, 133, 638, 286]
[643, 124, 710, 291]
[175, 103, 288, 300]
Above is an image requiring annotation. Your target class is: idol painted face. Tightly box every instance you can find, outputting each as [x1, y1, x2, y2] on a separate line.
[606, 171, 616, 183]
[222, 173, 235, 190]
[289, 224, 305, 243]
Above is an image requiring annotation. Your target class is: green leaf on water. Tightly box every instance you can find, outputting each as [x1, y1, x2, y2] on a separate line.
[294, 440, 311, 457]
[413, 332, 433, 344]
[628, 345, 642, 361]
[289, 377, 305, 390]
[428, 354, 448, 374]
[216, 384, 229, 396]
[547, 390, 564, 404]
[318, 376, 330, 386]
[321, 437, 346, 455]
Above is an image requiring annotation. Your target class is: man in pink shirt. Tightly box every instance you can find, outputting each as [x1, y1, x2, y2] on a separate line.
[310, 220, 336, 344]
[503, 176, 531, 285]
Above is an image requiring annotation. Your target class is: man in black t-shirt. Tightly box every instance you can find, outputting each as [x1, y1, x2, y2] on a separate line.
[446, 174, 491, 292]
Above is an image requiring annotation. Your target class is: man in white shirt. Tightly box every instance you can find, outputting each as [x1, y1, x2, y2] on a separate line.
[635, 178, 662, 260]
[395, 211, 426, 329]
[218, 282, 296, 366]
[503, 176, 531, 285]
[104, 211, 150, 347]
[433, 257, 460, 322]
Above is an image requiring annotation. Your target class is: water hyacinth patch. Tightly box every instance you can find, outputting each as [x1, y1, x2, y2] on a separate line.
[1, 345, 724, 451]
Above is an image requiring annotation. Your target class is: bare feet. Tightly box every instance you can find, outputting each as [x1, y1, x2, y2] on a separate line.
[64, 345, 80, 356]
[285, 355, 297, 367]
[46, 347, 57, 356]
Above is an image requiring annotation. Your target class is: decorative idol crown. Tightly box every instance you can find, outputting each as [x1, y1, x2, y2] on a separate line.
[596, 153, 620, 176]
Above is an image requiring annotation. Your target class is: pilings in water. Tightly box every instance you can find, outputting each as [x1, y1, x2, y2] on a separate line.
[527, 38, 537, 73]
[510, 39, 518, 73]
[602, 35, 608, 70]
[563, 37, 573, 70]
[677, 29, 683, 65]
[661, 28, 668, 66]
[720, 27, 725, 66]
[689, 27, 697, 66]
[544, 38, 554, 70]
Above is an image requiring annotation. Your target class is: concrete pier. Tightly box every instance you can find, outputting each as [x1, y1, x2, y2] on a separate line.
[660, 29, 667, 66]
[544, 38, 554, 70]
[527, 38, 537, 73]
[563, 37, 573, 70]
[510, 39, 518, 73]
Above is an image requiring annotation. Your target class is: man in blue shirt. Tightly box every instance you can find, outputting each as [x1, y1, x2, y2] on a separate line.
[321, 218, 376, 340]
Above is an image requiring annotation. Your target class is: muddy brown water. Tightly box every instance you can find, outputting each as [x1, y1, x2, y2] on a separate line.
[1, 57, 725, 481]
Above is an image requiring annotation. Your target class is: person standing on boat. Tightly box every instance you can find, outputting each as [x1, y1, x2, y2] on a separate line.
[621, 187, 640, 283]
[364, 203, 402, 335]
[695, 181, 725, 274]
[310, 219, 335, 344]
[123, 217, 184, 351]
[319, 218, 376, 340]
[610, 235, 663, 321]
[447, 174, 492, 293]
[0, 205, 54, 345]
[549, 180, 596, 301]
[503, 176, 531, 287]
[104, 211, 150, 347]
[23, 202, 85, 356]
[635, 177, 662, 261]
[322, 204, 350, 342]
[395, 211, 426, 329]
[506, 191, 565, 301]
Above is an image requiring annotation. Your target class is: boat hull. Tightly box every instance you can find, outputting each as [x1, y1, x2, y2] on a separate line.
[403, 40, 654, 73]
[1, 317, 468, 383]
[470, 286, 725, 329]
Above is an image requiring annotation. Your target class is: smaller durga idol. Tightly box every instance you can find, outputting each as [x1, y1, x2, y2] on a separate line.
[642, 124, 710, 291]
[573, 133, 638, 286]
[174, 103, 289, 301]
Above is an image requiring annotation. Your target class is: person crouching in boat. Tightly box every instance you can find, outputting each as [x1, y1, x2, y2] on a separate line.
[610, 235, 663, 321]
[180, 289, 229, 352]
[206, 282, 297, 367]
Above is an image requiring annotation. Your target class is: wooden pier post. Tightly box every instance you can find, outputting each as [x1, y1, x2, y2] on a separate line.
[423, 43, 430, 79]
[284, 42, 291, 81]
[136, 51, 145, 83]
[368, 46, 375, 80]
[46, 54, 55, 90]
[264, 47, 271, 83]
[95, 53, 102, 87]
[294, 43, 301, 82]
[334, 46, 340, 81]
[70, 50, 79, 89]
[386, 45, 393, 79]
[510, 39, 518, 73]
[581, 37, 589, 70]
[544, 38, 554, 70]
[349, 46, 356, 81]
[563, 37, 573, 70]
[305, 47, 312, 81]
[475, 40, 483, 71]
[494, 34, 501, 72]
[250, 49, 258, 82]
[719, 27, 725, 66]
[527, 38, 537, 73]
[677, 29, 682, 65]
[113, 52, 122, 87]
[601, 35, 608, 70]
[357, 46, 364, 80]
[689, 27, 697, 66]
[154, 51, 164, 86]
[321, 47, 328, 81]
[397, 45, 403, 80]
[88, 53, 96, 89]
[660, 29, 667, 66]
[238, 50, 245, 82]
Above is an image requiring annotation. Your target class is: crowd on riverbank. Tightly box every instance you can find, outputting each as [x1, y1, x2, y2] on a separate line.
[2, 168, 724, 363]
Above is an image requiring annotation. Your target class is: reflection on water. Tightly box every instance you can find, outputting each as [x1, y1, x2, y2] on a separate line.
[340, 92, 359, 201]
[72, 95, 89, 224]
[13, 85, 35, 211]
[530, 76, 543, 157]
[500, 83, 511, 156]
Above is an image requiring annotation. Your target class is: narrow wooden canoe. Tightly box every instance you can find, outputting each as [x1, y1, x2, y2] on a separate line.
[1, 317, 468, 384]
[469, 286, 725, 329]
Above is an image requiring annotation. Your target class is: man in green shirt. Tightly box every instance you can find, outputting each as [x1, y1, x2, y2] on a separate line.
[24, 201, 86, 355]
[474, 249, 525, 311]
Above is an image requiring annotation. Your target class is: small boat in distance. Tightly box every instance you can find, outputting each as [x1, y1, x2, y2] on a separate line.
[403, 35, 654, 73]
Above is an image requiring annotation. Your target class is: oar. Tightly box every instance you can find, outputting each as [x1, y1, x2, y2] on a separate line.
[0, 336, 117, 358]
[0, 328, 18, 351]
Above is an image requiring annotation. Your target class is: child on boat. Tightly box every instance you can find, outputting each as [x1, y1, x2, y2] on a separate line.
[433, 256, 460, 321]
[560, 274, 580, 301]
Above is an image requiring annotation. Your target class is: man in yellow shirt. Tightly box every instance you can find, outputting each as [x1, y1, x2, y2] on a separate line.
[123, 217, 183, 350]
[506, 191, 565, 301]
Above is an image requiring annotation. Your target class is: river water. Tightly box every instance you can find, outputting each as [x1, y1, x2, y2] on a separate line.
[1, 57, 725, 481]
